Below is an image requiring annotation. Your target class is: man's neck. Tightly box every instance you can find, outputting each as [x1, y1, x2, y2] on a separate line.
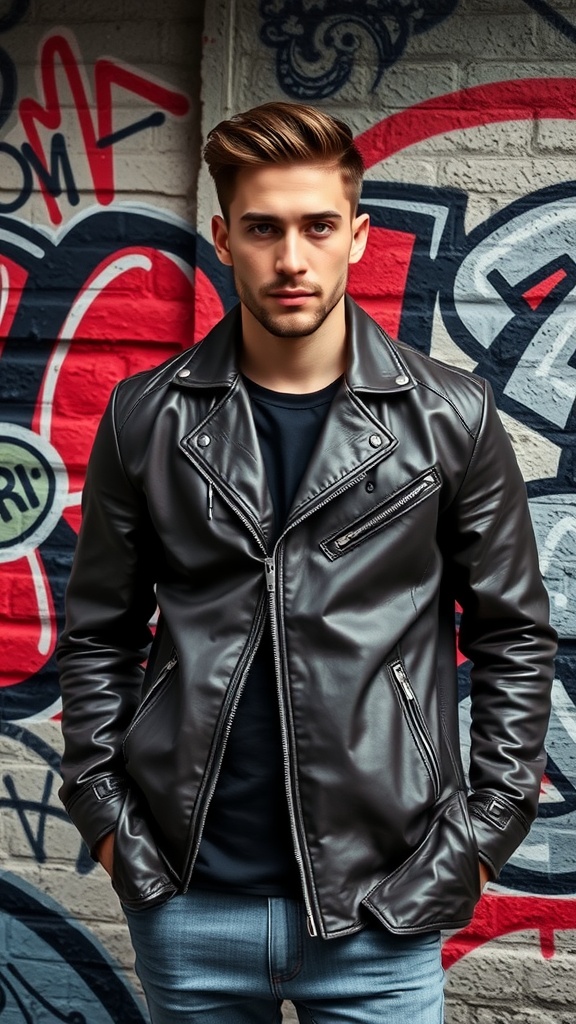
[239, 301, 347, 394]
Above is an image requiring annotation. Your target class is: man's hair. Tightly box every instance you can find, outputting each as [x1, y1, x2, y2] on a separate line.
[203, 102, 365, 219]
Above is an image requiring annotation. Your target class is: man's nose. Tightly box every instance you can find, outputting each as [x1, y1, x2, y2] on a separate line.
[275, 231, 307, 276]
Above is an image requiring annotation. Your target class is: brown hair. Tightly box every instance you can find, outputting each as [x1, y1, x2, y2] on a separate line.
[203, 102, 364, 219]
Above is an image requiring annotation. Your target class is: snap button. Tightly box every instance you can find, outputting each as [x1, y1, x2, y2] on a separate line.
[395, 374, 409, 386]
[369, 434, 383, 448]
[365, 481, 375, 493]
[178, 368, 191, 378]
[197, 434, 211, 447]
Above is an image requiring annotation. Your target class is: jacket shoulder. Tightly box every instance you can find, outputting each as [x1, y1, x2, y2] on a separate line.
[112, 305, 241, 429]
[394, 338, 487, 437]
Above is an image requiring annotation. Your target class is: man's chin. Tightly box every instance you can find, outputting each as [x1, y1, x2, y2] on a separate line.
[258, 309, 328, 339]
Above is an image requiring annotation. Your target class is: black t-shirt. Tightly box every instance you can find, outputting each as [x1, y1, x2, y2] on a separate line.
[192, 375, 341, 895]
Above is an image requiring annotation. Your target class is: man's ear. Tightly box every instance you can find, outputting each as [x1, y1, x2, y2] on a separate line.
[212, 215, 233, 266]
[348, 212, 370, 265]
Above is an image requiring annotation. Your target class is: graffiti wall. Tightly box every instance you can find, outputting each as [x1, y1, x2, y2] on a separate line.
[0, 1, 201, 1018]
[2, 0, 576, 1020]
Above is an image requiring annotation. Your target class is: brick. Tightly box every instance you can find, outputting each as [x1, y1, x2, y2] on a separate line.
[444, 997, 472, 1024]
[411, 120, 534, 156]
[160, 18, 204, 65]
[523, 948, 576, 1005]
[90, 922, 138, 971]
[457, 0, 537, 10]
[439, 156, 576, 195]
[39, 865, 126, 925]
[463, 60, 576, 87]
[470, 1009, 560, 1024]
[445, 943, 530, 1002]
[535, 16, 576, 57]
[406, 14, 539, 60]
[364, 157, 438, 186]
[535, 119, 576, 154]
[498, 411, 560, 482]
[37, 0, 130, 19]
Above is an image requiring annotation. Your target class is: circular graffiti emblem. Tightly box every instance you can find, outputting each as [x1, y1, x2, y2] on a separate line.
[0, 424, 67, 562]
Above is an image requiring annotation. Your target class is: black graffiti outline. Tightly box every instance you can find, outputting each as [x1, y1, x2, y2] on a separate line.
[521, 0, 576, 45]
[358, 180, 467, 355]
[0, 962, 85, 1023]
[258, 0, 458, 99]
[0, 720, 92, 873]
[0, 874, 147, 1022]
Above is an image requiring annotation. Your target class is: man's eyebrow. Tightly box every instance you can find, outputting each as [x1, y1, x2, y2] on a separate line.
[239, 210, 343, 222]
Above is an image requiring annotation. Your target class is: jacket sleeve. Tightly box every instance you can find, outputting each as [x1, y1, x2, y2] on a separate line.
[446, 381, 557, 878]
[57, 385, 158, 855]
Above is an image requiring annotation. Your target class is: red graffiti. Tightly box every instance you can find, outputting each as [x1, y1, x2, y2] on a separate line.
[0, 210, 195, 710]
[18, 33, 190, 225]
[443, 892, 576, 967]
[355, 78, 576, 169]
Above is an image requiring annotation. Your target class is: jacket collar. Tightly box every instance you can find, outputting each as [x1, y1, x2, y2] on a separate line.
[171, 296, 415, 395]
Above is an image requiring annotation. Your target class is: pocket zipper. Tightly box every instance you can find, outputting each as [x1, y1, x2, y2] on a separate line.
[335, 472, 438, 551]
[389, 659, 441, 799]
[122, 653, 178, 751]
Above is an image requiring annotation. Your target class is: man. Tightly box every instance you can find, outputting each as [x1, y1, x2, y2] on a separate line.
[58, 102, 556, 1023]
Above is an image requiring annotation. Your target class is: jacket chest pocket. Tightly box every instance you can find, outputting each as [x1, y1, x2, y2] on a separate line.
[320, 467, 441, 560]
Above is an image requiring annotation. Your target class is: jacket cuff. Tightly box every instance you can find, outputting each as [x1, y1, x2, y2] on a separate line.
[467, 792, 529, 878]
[62, 775, 128, 857]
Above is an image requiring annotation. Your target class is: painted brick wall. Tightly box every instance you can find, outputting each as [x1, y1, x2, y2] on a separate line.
[0, 1, 201, 1018]
[1, 0, 575, 1021]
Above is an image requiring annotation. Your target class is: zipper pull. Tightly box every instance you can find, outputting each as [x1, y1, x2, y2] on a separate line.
[307, 915, 318, 937]
[207, 481, 213, 520]
[392, 661, 414, 700]
[335, 532, 352, 549]
[265, 557, 275, 592]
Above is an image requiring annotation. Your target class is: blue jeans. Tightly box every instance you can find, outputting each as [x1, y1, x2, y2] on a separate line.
[124, 890, 444, 1023]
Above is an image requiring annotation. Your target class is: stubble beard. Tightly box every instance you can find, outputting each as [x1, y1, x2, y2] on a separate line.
[235, 274, 348, 339]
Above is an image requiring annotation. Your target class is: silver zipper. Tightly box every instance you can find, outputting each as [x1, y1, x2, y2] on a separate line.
[389, 660, 441, 799]
[122, 653, 178, 751]
[181, 599, 267, 891]
[335, 472, 438, 551]
[265, 554, 319, 938]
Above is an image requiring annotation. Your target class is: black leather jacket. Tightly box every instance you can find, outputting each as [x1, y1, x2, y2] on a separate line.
[58, 297, 556, 938]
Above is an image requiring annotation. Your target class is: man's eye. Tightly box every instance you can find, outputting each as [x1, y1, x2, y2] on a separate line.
[250, 223, 275, 236]
[309, 223, 332, 235]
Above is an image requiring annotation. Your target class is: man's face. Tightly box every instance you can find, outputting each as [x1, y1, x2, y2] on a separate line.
[211, 162, 369, 340]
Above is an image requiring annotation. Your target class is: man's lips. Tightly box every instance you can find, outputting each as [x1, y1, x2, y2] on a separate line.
[267, 289, 318, 306]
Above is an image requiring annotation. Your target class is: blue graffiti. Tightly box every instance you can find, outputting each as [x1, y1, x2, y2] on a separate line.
[259, 0, 458, 99]
[0, 873, 147, 1022]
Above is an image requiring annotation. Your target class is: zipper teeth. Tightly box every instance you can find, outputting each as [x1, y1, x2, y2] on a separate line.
[264, 470, 379, 935]
[122, 653, 178, 751]
[336, 476, 436, 549]
[181, 599, 267, 891]
[265, 553, 319, 937]
[390, 661, 441, 799]
[280, 472, 367, 543]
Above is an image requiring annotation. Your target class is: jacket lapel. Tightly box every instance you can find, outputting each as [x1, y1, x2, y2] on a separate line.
[176, 297, 416, 544]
